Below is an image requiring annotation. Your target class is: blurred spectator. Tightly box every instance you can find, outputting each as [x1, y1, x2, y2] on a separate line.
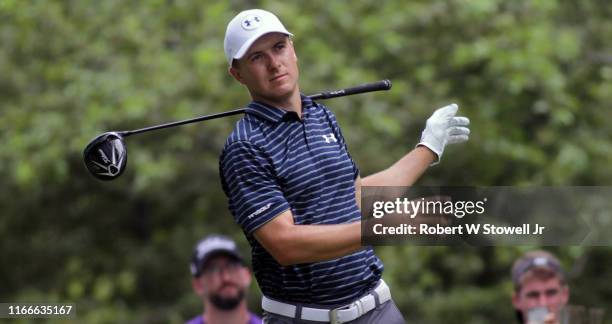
[511, 250, 569, 324]
[186, 234, 262, 324]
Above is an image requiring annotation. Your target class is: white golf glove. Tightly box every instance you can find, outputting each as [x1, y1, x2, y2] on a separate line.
[417, 103, 470, 165]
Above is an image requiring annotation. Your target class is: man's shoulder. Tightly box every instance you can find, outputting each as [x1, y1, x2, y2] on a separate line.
[309, 100, 337, 120]
[310, 100, 331, 112]
[223, 115, 266, 148]
[184, 314, 204, 324]
[248, 312, 263, 324]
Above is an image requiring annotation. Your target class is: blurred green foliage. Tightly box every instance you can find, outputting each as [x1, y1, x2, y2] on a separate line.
[1, 0, 611, 323]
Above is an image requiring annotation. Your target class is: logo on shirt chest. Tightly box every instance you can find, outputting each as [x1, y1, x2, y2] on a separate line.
[321, 133, 337, 144]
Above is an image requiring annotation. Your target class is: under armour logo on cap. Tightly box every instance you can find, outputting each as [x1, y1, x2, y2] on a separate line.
[241, 14, 262, 30]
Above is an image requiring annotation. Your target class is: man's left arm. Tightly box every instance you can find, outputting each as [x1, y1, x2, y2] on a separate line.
[361, 146, 436, 187]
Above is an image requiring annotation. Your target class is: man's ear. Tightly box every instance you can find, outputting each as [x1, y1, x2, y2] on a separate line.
[561, 286, 570, 304]
[229, 66, 245, 84]
[242, 267, 252, 286]
[289, 39, 298, 62]
[192, 278, 205, 297]
[511, 292, 521, 309]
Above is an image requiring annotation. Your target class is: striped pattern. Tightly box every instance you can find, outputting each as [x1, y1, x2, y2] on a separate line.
[219, 95, 383, 305]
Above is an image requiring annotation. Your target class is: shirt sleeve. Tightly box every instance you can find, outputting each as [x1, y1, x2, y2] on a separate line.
[322, 107, 360, 180]
[220, 140, 291, 235]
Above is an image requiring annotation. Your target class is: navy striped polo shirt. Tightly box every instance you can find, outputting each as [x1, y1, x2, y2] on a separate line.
[219, 95, 383, 306]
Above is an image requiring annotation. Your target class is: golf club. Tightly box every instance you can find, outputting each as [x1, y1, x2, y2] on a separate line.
[84, 79, 392, 181]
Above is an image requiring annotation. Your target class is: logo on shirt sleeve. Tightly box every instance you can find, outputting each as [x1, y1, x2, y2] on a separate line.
[248, 203, 272, 219]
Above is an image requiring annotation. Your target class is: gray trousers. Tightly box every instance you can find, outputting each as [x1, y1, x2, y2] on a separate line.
[262, 299, 406, 324]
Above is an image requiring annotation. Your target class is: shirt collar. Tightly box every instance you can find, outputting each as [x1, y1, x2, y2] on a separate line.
[245, 94, 317, 123]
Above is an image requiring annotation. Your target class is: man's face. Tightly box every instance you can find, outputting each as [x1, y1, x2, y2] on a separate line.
[192, 255, 251, 310]
[512, 277, 569, 318]
[229, 32, 299, 104]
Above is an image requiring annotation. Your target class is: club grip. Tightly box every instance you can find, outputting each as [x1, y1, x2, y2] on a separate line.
[309, 79, 392, 100]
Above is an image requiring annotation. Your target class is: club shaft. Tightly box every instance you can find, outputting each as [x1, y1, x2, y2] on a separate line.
[120, 79, 391, 137]
[120, 109, 246, 137]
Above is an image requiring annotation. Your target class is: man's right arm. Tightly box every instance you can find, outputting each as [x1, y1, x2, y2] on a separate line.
[253, 210, 362, 266]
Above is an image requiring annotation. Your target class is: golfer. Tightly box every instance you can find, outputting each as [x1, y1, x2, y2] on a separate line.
[219, 9, 470, 323]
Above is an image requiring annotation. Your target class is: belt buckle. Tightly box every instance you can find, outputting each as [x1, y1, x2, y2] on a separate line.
[330, 299, 364, 324]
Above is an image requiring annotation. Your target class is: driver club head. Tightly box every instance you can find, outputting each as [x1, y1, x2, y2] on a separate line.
[83, 132, 128, 180]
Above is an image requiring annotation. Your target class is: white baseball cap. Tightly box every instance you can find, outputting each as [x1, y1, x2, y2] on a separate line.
[224, 9, 293, 66]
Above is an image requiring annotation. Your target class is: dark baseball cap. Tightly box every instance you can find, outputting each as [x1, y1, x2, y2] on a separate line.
[190, 234, 243, 277]
[512, 250, 565, 288]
